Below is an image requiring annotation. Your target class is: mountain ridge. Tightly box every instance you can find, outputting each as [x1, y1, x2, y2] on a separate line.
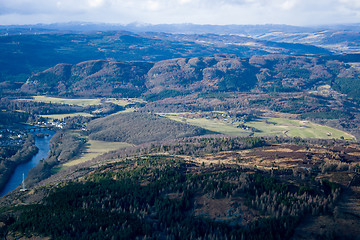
[2, 22, 359, 54]
[21, 53, 360, 99]
[0, 29, 331, 86]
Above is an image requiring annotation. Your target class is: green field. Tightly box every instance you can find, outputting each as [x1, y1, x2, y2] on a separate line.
[109, 108, 137, 115]
[162, 114, 248, 136]
[33, 96, 102, 106]
[63, 140, 133, 167]
[24, 96, 144, 107]
[160, 113, 355, 140]
[40, 112, 93, 120]
[247, 117, 355, 139]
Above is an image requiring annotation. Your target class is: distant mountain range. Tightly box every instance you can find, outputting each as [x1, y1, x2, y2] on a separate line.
[2, 22, 360, 122]
[0, 28, 332, 85]
[3, 22, 360, 34]
[1, 22, 360, 54]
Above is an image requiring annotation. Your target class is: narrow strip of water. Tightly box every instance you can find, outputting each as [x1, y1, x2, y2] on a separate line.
[0, 128, 54, 197]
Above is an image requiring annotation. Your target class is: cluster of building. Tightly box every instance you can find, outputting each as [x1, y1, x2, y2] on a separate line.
[0, 129, 26, 146]
[37, 120, 65, 129]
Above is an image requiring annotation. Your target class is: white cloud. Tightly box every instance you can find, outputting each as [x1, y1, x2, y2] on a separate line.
[178, 0, 192, 5]
[145, 0, 161, 11]
[339, 0, 360, 9]
[280, 0, 298, 10]
[88, 0, 105, 8]
[0, 0, 360, 25]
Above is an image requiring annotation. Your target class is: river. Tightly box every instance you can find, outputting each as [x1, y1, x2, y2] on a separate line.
[0, 128, 54, 197]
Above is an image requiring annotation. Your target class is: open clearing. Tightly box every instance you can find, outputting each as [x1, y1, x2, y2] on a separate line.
[160, 112, 355, 140]
[40, 112, 93, 120]
[63, 140, 133, 167]
[247, 117, 355, 139]
[163, 115, 248, 136]
[40, 105, 137, 120]
[21, 96, 144, 107]
[33, 96, 102, 106]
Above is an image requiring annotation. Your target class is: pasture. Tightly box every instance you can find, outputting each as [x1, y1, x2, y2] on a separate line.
[40, 112, 93, 120]
[160, 112, 355, 140]
[28, 96, 143, 107]
[63, 140, 133, 167]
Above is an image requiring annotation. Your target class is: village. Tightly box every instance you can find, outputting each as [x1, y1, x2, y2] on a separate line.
[0, 119, 64, 147]
[0, 128, 26, 147]
[36, 120, 65, 129]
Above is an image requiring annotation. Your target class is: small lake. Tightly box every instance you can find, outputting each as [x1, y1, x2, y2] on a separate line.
[0, 128, 54, 197]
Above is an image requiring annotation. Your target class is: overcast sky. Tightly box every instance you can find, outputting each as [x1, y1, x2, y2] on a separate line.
[0, 0, 360, 26]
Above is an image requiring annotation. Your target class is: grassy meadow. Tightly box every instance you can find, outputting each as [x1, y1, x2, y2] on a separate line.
[40, 112, 93, 120]
[28, 96, 144, 107]
[33, 96, 102, 106]
[162, 114, 248, 136]
[160, 112, 355, 140]
[63, 140, 133, 167]
[247, 117, 355, 139]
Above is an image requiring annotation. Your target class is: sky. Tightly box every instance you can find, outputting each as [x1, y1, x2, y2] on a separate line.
[0, 0, 360, 26]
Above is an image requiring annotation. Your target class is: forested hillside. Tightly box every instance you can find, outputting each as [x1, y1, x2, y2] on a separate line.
[21, 60, 153, 98]
[20, 54, 360, 100]
[87, 112, 209, 144]
[1, 136, 360, 239]
[0, 31, 330, 85]
[1, 24, 360, 240]
[0, 135, 37, 191]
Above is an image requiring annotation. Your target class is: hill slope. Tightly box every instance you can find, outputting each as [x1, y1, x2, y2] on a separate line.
[0, 30, 330, 85]
[2, 136, 360, 239]
[87, 112, 209, 144]
[21, 54, 360, 100]
[21, 60, 153, 97]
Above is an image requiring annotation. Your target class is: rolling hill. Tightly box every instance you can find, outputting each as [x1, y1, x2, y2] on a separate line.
[0, 29, 330, 86]
[20, 53, 360, 100]
[87, 112, 209, 144]
[2, 23, 360, 240]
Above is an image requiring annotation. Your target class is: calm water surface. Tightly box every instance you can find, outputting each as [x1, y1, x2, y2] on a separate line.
[0, 129, 54, 197]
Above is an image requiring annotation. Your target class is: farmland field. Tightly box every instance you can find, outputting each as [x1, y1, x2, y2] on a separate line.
[63, 140, 133, 167]
[247, 117, 355, 139]
[33, 96, 102, 106]
[40, 112, 93, 120]
[27, 96, 144, 107]
[161, 114, 248, 136]
[160, 112, 355, 140]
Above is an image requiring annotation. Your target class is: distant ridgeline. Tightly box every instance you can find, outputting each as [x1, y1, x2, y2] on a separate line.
[0, 30, 331, 84]
[20, 54, 360, 102]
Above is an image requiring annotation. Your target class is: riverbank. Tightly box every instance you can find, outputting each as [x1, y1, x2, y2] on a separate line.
[0, 135, 38, 193]
[0, 128, 54, 197]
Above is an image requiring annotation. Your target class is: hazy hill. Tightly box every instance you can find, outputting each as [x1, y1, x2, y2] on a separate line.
[252, 30, 360, 54]
[0, 30, 330, 85]
[2, 22, 358, 57]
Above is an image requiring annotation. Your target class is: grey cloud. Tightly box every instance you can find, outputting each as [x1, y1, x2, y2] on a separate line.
[0, 0, 108, 15]
[0, 7, 13, 15]
[0, 0, 359, 25]
[0, 1, 58, 15]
